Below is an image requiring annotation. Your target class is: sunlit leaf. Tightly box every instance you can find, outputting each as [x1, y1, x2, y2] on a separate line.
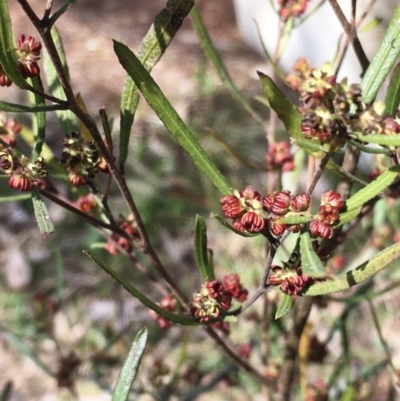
[299, 229, 326, 277]
[258, 72, 302, 139]
[31, 187, 54, 237]
[111, 328, 148, 401]
[275, 294, 294, 319]
[114, 40, 231, 194]
[119, 0, 194, 168]
[194, 215, 215, 280]
[361, 3, 400, 103]
[346, 165, 400, 210]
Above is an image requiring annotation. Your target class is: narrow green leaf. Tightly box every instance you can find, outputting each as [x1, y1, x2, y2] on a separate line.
[348, 139, 390, 155]
[211, 213, 260, 237]
[346, 165, 400, 210]
[119, 0, 194, 168]
[299, 228, 326, 277]
[351, 133, 400, 147]
[275, 294, 294, 319]
[29, 76, 46, 159]
[1, 329, 55, 377]
[361, 3, 400, 103]
[302, 242, 400, 296]
[50, 0, 77, 25]
[258, 72, 302, 139]
[385, 63, 400, 115]
[31, 187, 54, 237]
[194, 215, 215, 280]
[0, 0, 29, 88]
[84, 251, 199, 326]
[0, 194, 31, 202]
[114, 40, 231, 194]
[327, 159, 368, 187]
[276, 214, 311, 225]
[190, 5, 264, 125]
[335, 207, 361, 227]
[43, 27, 78, 134]
[112, 328, 148, 401]
[0, 101, 67, 113]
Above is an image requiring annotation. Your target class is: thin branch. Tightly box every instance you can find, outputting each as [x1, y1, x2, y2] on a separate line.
[328, 0, 369, 74]
[277, 297, 313, 401]
[43, 0, 54, 21]
[38, 187, 126, 235]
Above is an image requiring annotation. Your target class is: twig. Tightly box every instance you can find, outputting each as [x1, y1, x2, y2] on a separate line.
[367, 297, 398, 375]
[328, 0, 369, 74]
[277, 297, 313, 401]
[39, 187, 126, 236]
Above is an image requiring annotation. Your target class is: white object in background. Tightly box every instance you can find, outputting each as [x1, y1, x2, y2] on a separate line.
[233, 0, 395, 84]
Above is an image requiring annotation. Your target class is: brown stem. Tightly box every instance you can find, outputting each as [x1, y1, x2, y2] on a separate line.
[39, 187, 126, 236]
[307, 151, 332, 196]
[327, 0, 369, 74]
[335, 0, 377, 77]
[43, 0, 53, 21]
[277, 297, 313, 401]
[205, 326, 274, 387]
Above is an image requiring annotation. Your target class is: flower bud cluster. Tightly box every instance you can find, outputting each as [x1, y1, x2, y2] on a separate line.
[265, 141, 294, 172]
[0, 113, 22, 147]
[269, 245, 325, 295]
[73, 193, 97, 213]
[278, 0, 310, 21]
[310, 190, 344, 239]
[287, 59, 400, 149]
[191, 275, 248, 322]
[61, 132, 107, 186]
[149, 295, 179, 329]
[223, 274, 248, 302]
[0, 35, 42, 86]
[105, 218, 137, 256]
[0, 148, 47, 191]
[220, 186, 311, 236]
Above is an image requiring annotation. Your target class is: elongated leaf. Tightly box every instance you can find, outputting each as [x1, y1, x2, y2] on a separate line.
[84, 251, 199, 325]
[194, 215, 215, 280]
[348, 139, 389, 155]
[114, 41, 231, 194]
[31, 187, 54, 237]
[346, 165, 400, 210]
[0, 101, 67, 113]
[299, 229, 326, 277]
[112, 328, 148, 401]
[29, 76, 46, 159]
[50, 0, 77, 24]
[119, 0, 194, 168]
[276, 214, 311, 225]
[275, 294, 294, 319]
[351, 133, 400, 147]
[76, 93, 92, 140]
[385, 63, 400, 115]
[0, 194, 31, 202]
[361, 3, 400, 103]
[258, 72, 302, 139]
[327, 159, 368, 187]
[211, 213, 259, 237]
[43, 27, 78, 134]
[335, 207, 361, 227]
[190, 5, 263, 125]
[0, 0, 29, 88]
[1, 329, 54, 377]
[302, 242, 400, 296]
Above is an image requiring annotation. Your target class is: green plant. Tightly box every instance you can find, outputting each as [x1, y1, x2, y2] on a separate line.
[1, 0, 400, 400]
